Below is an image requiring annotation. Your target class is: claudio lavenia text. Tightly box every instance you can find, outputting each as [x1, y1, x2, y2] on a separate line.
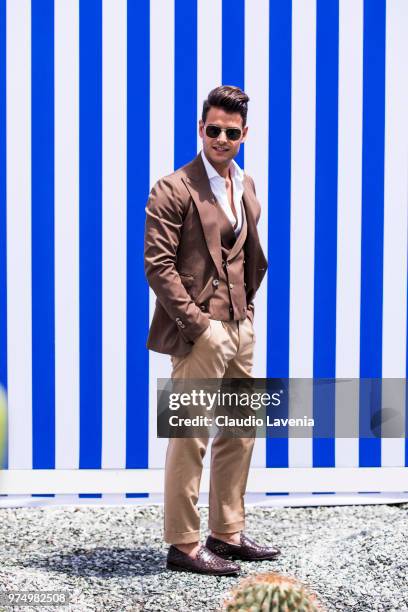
[168, 415, 315, 428]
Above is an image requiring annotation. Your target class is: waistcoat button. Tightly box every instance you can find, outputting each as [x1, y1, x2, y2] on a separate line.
[212, 279, 219, 287]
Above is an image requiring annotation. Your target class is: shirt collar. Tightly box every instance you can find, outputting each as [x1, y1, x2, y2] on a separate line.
[200, 149, 244, 184]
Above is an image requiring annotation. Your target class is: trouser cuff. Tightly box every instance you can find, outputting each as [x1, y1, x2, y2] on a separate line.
[164, 529, 201, 545]
[208, 519, 245, 534]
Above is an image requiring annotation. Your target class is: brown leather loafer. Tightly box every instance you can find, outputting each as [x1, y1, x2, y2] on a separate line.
[166, 544, 241, 575]
[206, 533, 281, 561]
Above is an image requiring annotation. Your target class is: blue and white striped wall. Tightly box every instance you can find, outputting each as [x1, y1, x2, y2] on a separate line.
[0, 0, 408, 498]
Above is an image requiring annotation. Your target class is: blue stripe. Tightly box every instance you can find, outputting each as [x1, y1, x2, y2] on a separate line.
[265, 492, 289, 497]
[126, 0, 149, 469]
[222, 0, 245, 168]
[266, 0, 292, 469]
[79, 0, 102, 469]
[126, 493, 149, 498]
[0, 0, 7, 468]
[32, 494, 55, 497]
[313, 382, 336, 467]
[359, 0, 386, 467]
[313, 0, 339, 467]
[31, 0, 55, 469]
[175, 0, 197, 168]
[79, 493, 102, 498]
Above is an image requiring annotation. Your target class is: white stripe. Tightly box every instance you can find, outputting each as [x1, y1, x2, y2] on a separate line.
[335, 0, 364, 467]
[197, 0, 222, 151]
[382, 438, 406, 467]
[54, 0, 80, 469]
[102, 0, 127, 469]
[289, 0, 316, 468]
[381, 0, 408, 466]
[4, 491, 408, 507]
[334, 437, 359, 468]
[150, 0, 175, 187]
[149, 0, 175, 468]
[382, 0, 408, 379]
[6, 0, 32, 469]
[335, 380, 359, 469]
[244, 0, 269, 378]
[1, 467, 408, 494]
[244, 0, 269, 466]
[381, 377, 405, 465]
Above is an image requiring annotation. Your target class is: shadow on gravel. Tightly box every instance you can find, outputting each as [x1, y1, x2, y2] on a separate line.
[14, 547, 167, 578]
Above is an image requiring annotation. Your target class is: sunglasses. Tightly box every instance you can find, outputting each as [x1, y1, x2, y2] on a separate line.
[205, 124, 242, 141]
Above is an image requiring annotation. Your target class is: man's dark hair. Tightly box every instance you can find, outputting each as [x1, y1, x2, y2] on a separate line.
[202, 85, 250, 126]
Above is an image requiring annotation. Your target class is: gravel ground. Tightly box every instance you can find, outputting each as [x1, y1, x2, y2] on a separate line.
[0, 503, 407, 612]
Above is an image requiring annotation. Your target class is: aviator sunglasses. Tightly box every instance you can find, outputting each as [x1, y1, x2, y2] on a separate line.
[205, 124, 242, 141]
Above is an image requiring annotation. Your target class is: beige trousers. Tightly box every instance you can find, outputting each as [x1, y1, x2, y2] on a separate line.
[164, 317, 256, 544]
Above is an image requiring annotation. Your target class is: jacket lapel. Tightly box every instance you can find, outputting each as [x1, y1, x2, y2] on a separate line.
[182, 161, 223, 279]
[182, 154, 259, 280]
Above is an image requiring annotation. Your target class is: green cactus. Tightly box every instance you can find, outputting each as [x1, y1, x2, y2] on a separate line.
[222, 572, 323, 612]
[0, 385, 7, 469]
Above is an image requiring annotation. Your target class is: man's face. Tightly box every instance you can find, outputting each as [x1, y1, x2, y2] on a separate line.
[199, 106, 248, 168]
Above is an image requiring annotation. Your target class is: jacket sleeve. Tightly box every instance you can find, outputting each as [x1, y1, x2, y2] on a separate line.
[245, 175, 265, 323]
[144, 176, 210, 343]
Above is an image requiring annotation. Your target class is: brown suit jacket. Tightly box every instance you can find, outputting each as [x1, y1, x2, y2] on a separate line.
[144, 153, 268, 356]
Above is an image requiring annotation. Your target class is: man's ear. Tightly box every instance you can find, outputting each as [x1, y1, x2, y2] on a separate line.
[198, 120, 204, 138]
[241, 125, 248, 143]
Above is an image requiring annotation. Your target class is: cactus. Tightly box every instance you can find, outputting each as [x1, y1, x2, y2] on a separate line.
[222, 572, 323, 612]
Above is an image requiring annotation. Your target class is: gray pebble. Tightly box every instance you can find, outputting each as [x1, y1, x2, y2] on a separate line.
[0, 503, 407, 611]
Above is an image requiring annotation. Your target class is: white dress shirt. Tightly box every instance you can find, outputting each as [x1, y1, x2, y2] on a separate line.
[201, 149, 245, 236]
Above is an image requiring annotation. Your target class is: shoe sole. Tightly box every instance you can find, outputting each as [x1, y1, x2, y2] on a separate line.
[213, 552, 281, 562]
[166, 561, 240, 576]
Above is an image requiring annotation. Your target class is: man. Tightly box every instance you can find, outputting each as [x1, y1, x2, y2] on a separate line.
[144, 85, 281, 575]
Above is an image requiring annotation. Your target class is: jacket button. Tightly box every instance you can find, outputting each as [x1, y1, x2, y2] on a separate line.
[212, 279, 219, 287]
[229, 282, 234, 289]
[243, 259, 246, 264]
[244, 282, 247, 287]
[176, 320, 183, 326]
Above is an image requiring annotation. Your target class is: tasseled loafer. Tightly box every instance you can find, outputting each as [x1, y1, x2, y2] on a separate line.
[206, 532, 281, 561]
[166, 544, 241, 575]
